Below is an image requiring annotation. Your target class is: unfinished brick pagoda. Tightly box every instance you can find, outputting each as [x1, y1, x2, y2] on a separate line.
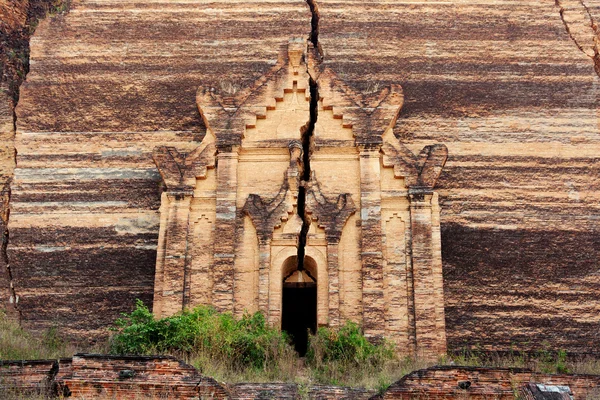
[2, 0, 600, 359]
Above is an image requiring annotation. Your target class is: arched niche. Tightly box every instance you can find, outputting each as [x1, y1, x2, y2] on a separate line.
[269, 245, 328, 329]
[282, 255, 317, 284]
[280, 255, 317, 355]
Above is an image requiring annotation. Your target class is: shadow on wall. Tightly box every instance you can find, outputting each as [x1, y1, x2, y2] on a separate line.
[441, 223, 600, 353]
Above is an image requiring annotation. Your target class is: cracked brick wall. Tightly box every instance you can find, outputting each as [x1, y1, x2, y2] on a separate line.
[0, 354, 377, 399]
[4, 357, 600, 399]
[315, 0, 600, 353]
[1, 0, 599, 356]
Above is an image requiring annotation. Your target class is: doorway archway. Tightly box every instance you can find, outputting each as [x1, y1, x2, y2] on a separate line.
[281, 256, 317, 355]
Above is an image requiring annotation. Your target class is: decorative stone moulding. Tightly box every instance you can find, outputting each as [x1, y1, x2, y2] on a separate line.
[151, 37, 448, 359]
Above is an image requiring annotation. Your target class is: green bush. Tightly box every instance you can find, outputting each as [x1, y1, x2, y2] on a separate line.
[109, 303, 410, 386]
[305, 321, 397, 386]
[306, 321, 394, 367]
[109, 300, 295, 372]
[537, 347, 570, 374]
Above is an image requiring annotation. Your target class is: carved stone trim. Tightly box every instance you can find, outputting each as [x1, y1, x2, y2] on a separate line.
[381, 140, 448, 190]
[153, 143, 216, 194]
[243, 179, 290, 243]
[308, 54, 405, 145]
[197, 38, 310, 149]
[243, 141, 303, 242]
[305, 175, 356, 243]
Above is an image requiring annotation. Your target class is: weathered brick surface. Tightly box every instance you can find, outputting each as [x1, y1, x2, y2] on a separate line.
[316, 0, 600, 353]
[2, 0, 600, 358]
[63, 354, 230, 399]
[0, 358, 72, 397]
[383, 366, 600, 400]
[0, 359, 55, 395]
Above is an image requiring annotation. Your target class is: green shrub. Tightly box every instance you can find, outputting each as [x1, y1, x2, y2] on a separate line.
[537, 347, 570, 374]
[109, 300, 295, 372]
[306, 321, 394, 367]
[109, 303, 419, 386]
[305, 321, 398, 386]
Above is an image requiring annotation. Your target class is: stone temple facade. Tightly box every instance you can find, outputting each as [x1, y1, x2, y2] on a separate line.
[152, 39, 447, 357]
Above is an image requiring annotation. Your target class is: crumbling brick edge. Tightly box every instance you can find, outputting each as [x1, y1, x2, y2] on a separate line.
[2, 354, 600, 399]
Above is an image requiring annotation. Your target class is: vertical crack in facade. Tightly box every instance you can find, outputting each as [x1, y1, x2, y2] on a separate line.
[296, 80, 318, 271]
[297, 0, 321, 271]
[556, 0, 600, 78]
[306, 0, 320, 49]
[2, 184, 21, 323]
[1, 3, 68, 322]
[1, 1, 71, 322]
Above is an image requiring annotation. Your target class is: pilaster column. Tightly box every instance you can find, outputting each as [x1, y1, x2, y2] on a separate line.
[326, 241, 341, 327]
[358, 147, 385, 338]
[154, 192, 193, 317]
[408, 188, 446, 358]
[152, 143, 215, 317]
[257, 239, 272, 317]
[213, 150, 239, 312]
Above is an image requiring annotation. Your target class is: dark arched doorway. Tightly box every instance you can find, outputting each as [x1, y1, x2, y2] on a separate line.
[281, 256, 317, 355]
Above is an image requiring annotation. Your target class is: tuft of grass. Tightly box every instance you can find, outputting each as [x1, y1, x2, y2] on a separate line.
[304, 322, 432, 390]
[445, 346, 600, 376]
[567, 356, 600, 375]
[0, 311, 75, 360]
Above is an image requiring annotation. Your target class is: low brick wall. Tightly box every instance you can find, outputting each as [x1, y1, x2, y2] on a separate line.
[2, 357, 600, 399]
[383, 366, 600, 400]
[0, 358, 72, 397]
[0, 354, 377, 399]
[0, 359, 56, 396]
[65, 354, 229, 399]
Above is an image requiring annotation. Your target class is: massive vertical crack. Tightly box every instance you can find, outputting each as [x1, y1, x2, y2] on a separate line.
[297, 0, 321, 272]
[0, 1, 70, 321]
[1, 182, 21, 322]
[556, 0, 600, 78]
[306, 0, 320, 50]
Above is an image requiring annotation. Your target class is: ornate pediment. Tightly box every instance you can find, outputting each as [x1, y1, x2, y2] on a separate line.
[305, 174, 356, 243]
[308, 46, 404, 146]
[152, 141, 216, 194]
[197, 38, 311, 149]
[381, 139, 448, 190]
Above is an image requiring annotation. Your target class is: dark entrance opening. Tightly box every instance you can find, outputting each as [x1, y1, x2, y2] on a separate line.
[282, 282, 317, 355]
[281, 256, 317, 356]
